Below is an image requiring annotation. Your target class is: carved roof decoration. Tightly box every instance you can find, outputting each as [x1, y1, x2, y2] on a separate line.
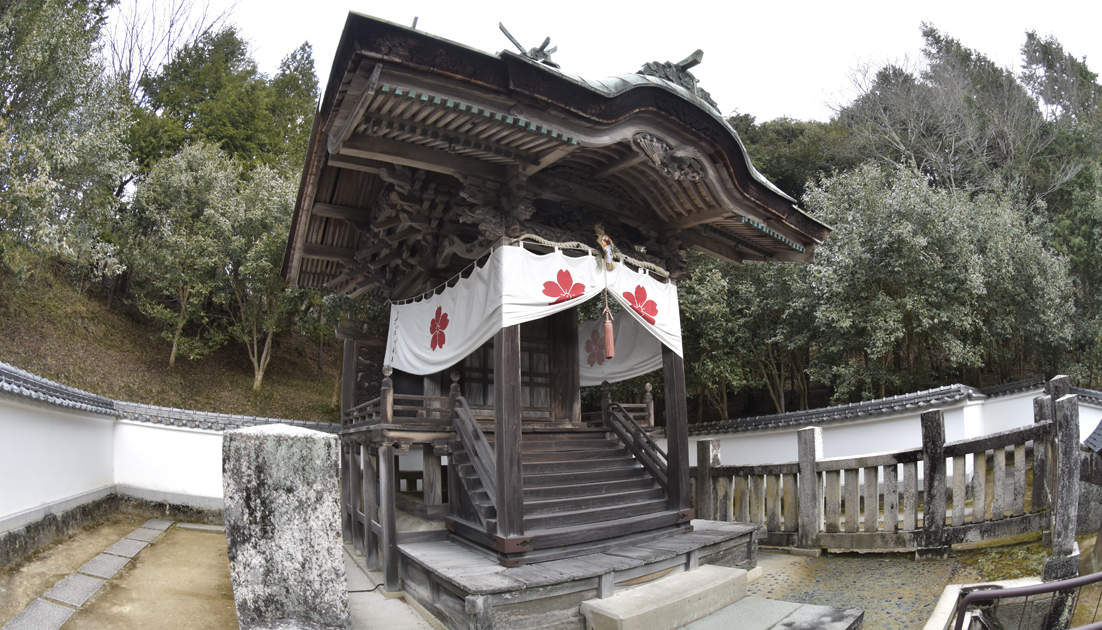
[283, 12, 832, 300]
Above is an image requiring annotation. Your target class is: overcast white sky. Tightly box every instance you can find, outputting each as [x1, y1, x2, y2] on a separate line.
[199, 0, 1102, 123]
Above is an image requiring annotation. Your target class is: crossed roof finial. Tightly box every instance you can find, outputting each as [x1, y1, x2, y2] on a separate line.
[499, 23, 560, 69]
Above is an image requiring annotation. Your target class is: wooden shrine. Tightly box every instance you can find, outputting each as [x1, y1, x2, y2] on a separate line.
[281, 12, 830, 629]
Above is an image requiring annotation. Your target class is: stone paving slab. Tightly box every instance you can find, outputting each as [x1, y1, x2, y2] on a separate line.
[1, 598, 76, 630]
[102, 538, 148, 558]
[124, 527, 164, 542]
[683, 597, 863, 630]
[42, 573, 106, 608]
[141, 518, 173, 531]
[76, 553, 130, 579]
[176, 522, 225, 532]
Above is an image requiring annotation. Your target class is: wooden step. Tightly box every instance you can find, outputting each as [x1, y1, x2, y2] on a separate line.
[521, 447, 630, 463]
[522, 457, 640, 475]
[522, 477, 659, 501]
[524, 466, 652, 487]
[521, 498, 668, 531]
[524, 487, 667, 516]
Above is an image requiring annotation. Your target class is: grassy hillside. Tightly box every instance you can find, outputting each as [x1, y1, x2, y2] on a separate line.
[0, 260, 342, 422]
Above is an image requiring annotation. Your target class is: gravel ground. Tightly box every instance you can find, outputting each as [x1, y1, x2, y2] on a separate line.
[748, 550, 984, 629]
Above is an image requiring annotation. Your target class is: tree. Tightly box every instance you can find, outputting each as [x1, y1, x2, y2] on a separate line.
[728, 114, 857, 201]
[0, 0, 132, 278]
[129, 26, 318, 174]
[837, 25, 1081, 202]
[804, 164, 1073, 400]
[129, 142, 235, 366]
[221, 166, 296, 390]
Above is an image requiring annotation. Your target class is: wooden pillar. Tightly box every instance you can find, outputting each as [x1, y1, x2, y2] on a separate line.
[448, 371, 461, 520]
[663, 346, 691, 512]
[494, 325, 524, 538]
[696, 440, 721, 520]
[341, 339, 356, 422]
[351, 440, 364, 555]
[796, 427, 823, 550]
[549, 307, 580, 424]
[364, 449, 378, 571]
[423, 447, 442, 507]
[341, 441, 352, 543]
[1045, 394, 1082, 580]
[379, 442, 399, 592]
[917, 410, 949, 561]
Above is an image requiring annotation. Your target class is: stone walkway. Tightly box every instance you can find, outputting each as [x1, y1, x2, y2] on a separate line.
[2, 518, 175, 630]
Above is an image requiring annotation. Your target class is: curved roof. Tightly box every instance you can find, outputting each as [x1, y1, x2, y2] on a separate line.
[284, 13, 830, 299]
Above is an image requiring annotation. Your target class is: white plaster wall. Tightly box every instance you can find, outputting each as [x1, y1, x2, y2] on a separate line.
[1082, 401, 1102, 442]
[0, 398, 114, 522]
[981, 391, 1037, 436]
[113, 421, 224, 506]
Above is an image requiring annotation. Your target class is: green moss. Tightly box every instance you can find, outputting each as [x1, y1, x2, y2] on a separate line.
[957, 540, 1048, 581]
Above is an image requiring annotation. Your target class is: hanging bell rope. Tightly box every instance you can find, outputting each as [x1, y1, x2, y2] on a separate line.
[602, 288, 615, 360]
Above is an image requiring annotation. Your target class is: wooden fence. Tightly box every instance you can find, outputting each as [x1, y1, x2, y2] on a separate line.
[692, 376, 1083, 576]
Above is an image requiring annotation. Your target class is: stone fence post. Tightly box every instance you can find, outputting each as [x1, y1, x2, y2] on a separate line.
[1045, 393, 1082, 580]
[917, 410, 949, 560]
[696, 440, 721, 520]
[600, 381, 610, 427]
[796, 427, 822, 553]
[644, 383, 655, 427]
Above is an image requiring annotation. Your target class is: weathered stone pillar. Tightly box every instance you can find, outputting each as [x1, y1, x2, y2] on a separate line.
[1045, 394, 1082, 581]
[223, 424, 350, 629]
[696, 440, 721, 521]
[795, 427, 822, 554]
[917, 410, 949, 561]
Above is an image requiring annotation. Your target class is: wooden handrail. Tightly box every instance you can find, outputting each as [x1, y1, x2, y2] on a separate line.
[607, 403, 668, 490]
[453, 396, 497, 507]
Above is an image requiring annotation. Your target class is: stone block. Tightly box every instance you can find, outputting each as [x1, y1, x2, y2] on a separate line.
[580, 565, 746, 630]
[2, 598, 75, 630]
[43, 573, 105, 607]
[141, 518, 174, 531]
[76, 553, 129, 579]
[102, 538, 148, 558]
[176, 523, 225, 532]
[1043, 543, 1081, 581]
[223, 424, 350, 630]
[124, 527, 163, 542]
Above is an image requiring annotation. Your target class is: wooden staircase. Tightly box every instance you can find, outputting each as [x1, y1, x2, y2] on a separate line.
[447, 425, 692, 566]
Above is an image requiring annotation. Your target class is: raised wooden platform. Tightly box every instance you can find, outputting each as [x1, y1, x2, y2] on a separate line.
[396, 520, 763, 630]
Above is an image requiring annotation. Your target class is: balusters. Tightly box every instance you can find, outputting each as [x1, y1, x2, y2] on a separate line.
[972, 450, 987, 524]
[825, 470, 841, 533]
[1013, 443, 1026, 517]
[844, 469, 860, 533]
[782, 473, 800, 533]
[883, 464, 899, 533]
[993, 445, 1007, 520]
[903, 462, 917, 531]
[952, 455, 966, 526]
[766, 474, 782, 531]
[863, 466, 879, 532]
[734, 476, 749, 522]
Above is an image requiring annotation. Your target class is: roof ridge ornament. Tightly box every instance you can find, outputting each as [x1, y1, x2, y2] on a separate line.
[499, 22, 560, 69]
[637, 49, 718, 109]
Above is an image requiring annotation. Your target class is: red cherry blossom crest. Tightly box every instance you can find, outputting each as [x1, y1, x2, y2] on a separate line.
[429, 306, 449, 351]
[542, 269, 585, 305]
[623, 285, 658, 325]
[584, 329, 605, 367]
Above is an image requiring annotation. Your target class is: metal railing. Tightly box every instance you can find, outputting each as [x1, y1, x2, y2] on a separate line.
[953, 570, 1102, 630]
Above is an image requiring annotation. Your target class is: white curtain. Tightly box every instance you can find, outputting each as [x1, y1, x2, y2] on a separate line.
[578, 312, 664, 386]
[383, 244, 681, 377]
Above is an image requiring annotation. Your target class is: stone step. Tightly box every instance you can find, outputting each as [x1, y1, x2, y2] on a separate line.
[680, 596, 864, 630]
[579, 564, 748, 630]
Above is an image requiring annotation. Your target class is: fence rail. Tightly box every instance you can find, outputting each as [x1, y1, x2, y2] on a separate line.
[692, 376, 1082, 573]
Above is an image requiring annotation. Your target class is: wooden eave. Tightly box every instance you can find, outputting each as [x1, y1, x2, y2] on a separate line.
[284, 13, 829, 294]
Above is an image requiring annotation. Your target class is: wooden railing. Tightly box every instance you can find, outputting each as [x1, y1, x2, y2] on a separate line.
[607, 402, 668, 490]
[692, 376, 1082, 574]
[453, 395, 497, 513]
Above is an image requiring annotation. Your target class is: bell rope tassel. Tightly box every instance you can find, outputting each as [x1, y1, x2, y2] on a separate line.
[603, 307, 615, 359]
